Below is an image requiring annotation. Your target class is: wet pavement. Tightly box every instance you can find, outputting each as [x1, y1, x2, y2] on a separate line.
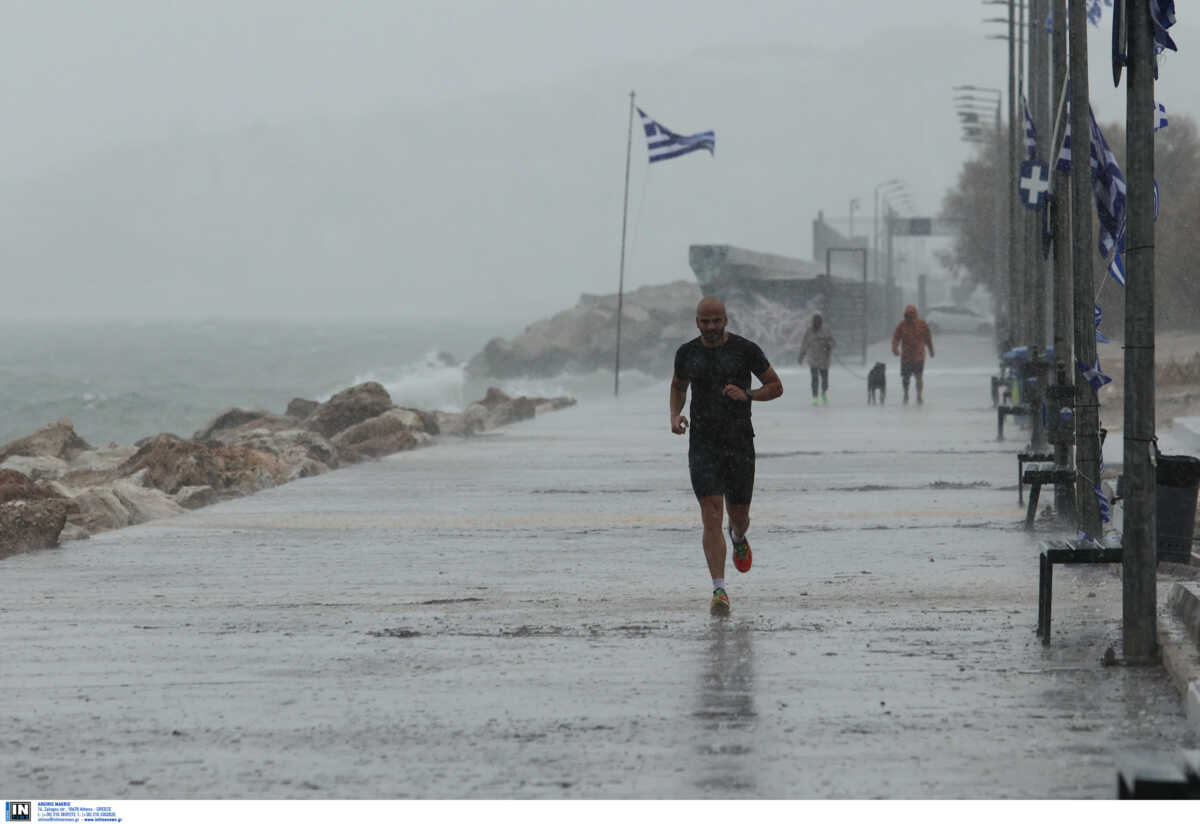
[3, 334, 1197, 798]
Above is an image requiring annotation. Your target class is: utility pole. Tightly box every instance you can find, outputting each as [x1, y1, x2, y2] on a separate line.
[1050, 0, 1074, 518]
[1122, 0, 1158, 662]
[1069, 0, 1102, 537]
[1029, 0, 1048, 353]
[1007, 0, 1021, 347]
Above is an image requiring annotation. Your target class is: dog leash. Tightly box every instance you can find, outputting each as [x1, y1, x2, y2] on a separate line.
[832, 351, 873, 381]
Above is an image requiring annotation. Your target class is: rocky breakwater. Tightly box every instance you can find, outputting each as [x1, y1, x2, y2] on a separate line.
[0, 383, 574, 559]
[466, 280, 701, 379]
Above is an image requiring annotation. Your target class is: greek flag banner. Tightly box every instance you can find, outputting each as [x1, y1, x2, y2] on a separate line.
[637, 108, 715, 163]
[1095, 484, 1112, 524]
[1022, 95, 1038, 160]
[1095, 305, 1110, 344]
[1156, 101, 1169, 131]
[1088, 109, 1127, 260]
[1108, 249, 1127, 287]
[1150, 0, 1177, 52]
[1087, 0, 1110, 27]
[1078, 357, 1113, 393]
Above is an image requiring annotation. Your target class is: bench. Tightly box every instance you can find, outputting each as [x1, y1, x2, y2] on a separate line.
[1021, 462, 1075, 529]
[1037, 538, 1123, 644]
[996, 404, 1028, 441]
[1116, 750, 1200, 798]
[1017, 450, 1054, 505]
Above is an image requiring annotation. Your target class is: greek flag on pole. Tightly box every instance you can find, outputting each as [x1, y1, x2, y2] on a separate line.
[1078, 357, 1113, 393]
[1108, 249, 1127, 286]
[1022, 95, 1037, 160]
[1056, 119, 1072, 173]
[1086, 0, 1111, 27]
[1095, 305, 1110, 344]
[1095, 485, 1111, 524]
[1156, 102, 1169, 132]
[1088, 108, 1127, 260]
[637, 108, 715, 163]
[1151, 0, 1177, 52]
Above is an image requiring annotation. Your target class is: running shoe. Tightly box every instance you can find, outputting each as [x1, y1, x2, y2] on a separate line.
[710, 587, 730, 615]
[728, 526, 752, 573]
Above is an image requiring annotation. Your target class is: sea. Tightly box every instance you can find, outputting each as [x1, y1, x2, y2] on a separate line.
[0, 317, 660, 448]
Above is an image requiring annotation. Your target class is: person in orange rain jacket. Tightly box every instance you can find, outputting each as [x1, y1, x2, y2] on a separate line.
[891, 305, 935, 405]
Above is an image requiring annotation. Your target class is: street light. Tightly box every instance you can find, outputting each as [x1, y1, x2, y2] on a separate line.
[873, 178, 905, 280]
[849, 197, 860, 241]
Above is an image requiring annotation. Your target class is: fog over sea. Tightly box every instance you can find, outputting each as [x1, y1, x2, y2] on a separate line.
[0, 318, 659, 448]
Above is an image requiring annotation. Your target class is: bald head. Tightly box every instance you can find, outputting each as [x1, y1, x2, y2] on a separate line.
[695, 296, 728, 347]
[696, 296, 726, 318]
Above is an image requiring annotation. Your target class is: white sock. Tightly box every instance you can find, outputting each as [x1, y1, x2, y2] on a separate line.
[712, 578, 725, 591]
[729, 526, 745, 543]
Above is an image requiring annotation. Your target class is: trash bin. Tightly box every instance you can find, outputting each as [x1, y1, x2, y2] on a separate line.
[1156, 454, 1200, 563]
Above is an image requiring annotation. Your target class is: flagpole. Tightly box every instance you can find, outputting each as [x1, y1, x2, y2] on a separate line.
[615, 90, 635, 397]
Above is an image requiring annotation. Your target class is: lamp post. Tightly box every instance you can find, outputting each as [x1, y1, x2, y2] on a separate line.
[953, 86, 1003, 336]
[849, 197, 860, 242]
[873, 179, 904, 280]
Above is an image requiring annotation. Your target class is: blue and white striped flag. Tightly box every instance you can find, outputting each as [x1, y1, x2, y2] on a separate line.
[1056, 119, 1072, 173]
[1150, 0, 1177, 52]
[1155, 102, 1169, 132]
[1095, 484, 1111, 524]
[637, 108, 715, 164]
[1095, 305, 1110, 344]
[1022, 95, 1037, 160]
[1108, 249, 1126, 287]
[1086, 0, 1109, 27]
[1087, 109, 1126, 260]
[1078, 357, 1113, 393]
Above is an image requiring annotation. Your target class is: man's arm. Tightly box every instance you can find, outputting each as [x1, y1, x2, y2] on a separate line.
[725, 367, 783, 403]
[924, 324, 935, 358]
[670, 375, 689, 434]
[891, 325, 901, 356]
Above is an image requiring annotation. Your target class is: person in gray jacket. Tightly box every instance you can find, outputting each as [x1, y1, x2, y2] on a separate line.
[797, 312, 835, 405]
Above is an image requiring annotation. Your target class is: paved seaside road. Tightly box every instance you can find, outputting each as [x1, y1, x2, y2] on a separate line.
[2, 335, 1195, 798]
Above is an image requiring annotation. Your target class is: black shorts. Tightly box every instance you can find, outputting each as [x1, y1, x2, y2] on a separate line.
[900, 360, 925, 380]
[689, 438, 755, 505]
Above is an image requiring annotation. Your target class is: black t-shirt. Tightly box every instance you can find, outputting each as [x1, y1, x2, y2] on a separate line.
[674, 333, 771, 444]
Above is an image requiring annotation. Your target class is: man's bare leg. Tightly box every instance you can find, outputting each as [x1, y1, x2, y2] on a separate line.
[916, 374, 924, 404]
[726, 502, 750, 541]
[698, 495, 726, 579]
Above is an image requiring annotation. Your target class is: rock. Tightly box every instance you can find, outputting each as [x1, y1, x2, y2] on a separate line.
[173, 485, 218, 510]
[478, 387, 513, 409]
[465, 280, 701, 378]
[58, 522, 91, 542]
[0, 498, 69, 559]
[0, 454, 70, 481]
[116, 433, 287, 497]
[68, 445, 139, 474]
[0, 418, 93, 464]
[67, 487, 134, 534]
[433, 410, 480, 438]
[331, 409, 431, 463]
[485, 396, 537, 428]
[535, 397, 577, 415]
[217, 428, 339, 476]
[303, 382, 394, 439]
[0, 469, 61, 504]
[110, 478, 187, 524]
[193, 407, 276, 441]
[286, 398, 320, 420]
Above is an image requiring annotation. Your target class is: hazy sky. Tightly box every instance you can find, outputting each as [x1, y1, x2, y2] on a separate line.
[2, 1, 1196, 323]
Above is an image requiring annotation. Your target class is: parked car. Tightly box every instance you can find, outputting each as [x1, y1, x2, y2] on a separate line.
[924, 304, 994, 335]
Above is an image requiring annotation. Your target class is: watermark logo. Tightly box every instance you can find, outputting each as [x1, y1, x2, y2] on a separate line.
[4, 802, 31, 822]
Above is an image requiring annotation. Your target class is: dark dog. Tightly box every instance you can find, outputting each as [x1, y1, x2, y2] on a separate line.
[867, 362, 886, 405]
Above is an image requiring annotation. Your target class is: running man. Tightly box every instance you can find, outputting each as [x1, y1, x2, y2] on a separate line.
[670, 296, 783, 615]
